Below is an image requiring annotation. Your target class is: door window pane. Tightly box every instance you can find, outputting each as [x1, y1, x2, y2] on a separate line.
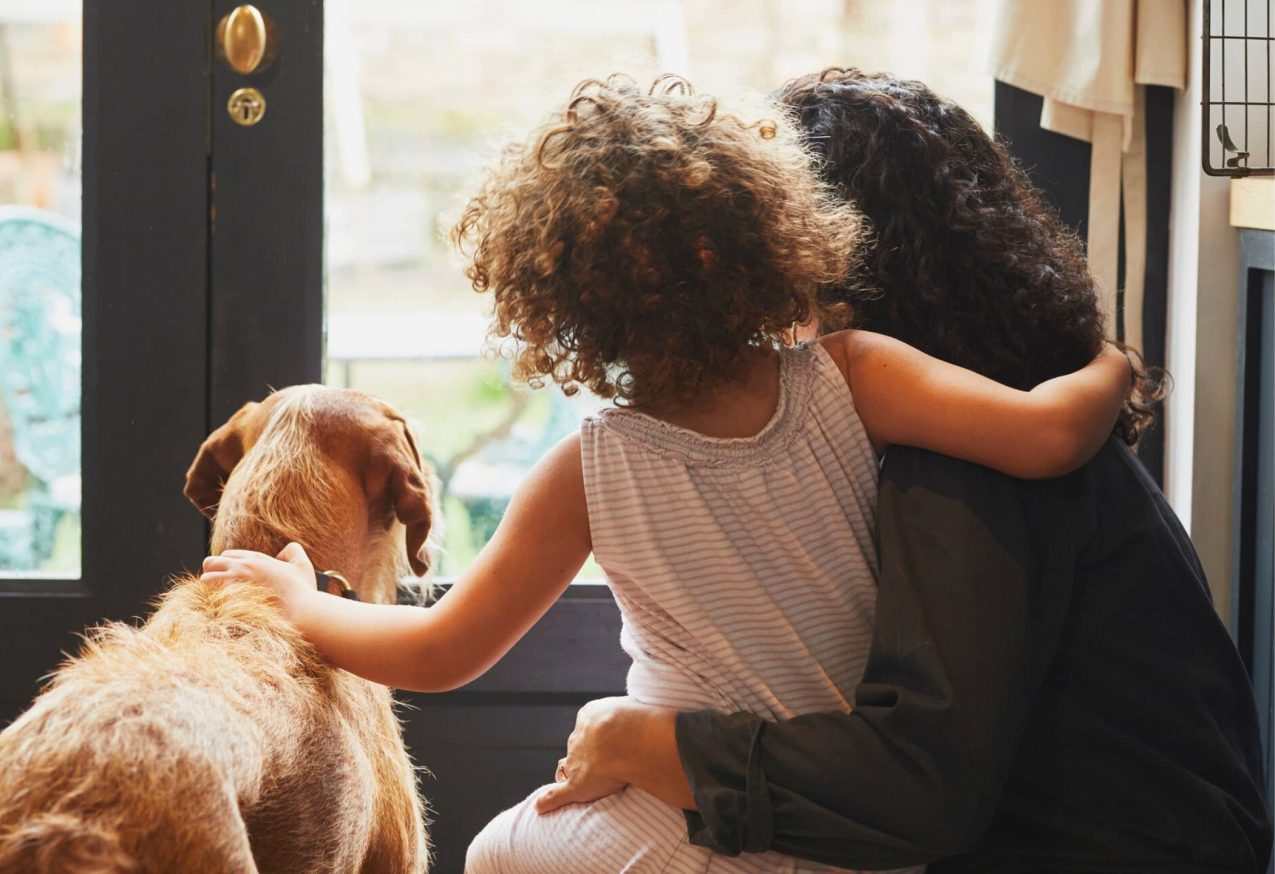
[0, 4, 81, 577]
[323, 0, 995, 577]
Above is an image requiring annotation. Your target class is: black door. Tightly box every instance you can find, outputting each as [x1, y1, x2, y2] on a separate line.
[209, 3, 630, 870]
[0, 3, 210, 722]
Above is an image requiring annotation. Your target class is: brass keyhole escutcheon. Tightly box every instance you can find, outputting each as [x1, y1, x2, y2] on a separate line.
[216, 5, 278, 76]
[228, 87, 267, 127]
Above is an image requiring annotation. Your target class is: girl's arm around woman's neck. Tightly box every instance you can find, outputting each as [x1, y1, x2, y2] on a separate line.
[822, 330, 1130, 479]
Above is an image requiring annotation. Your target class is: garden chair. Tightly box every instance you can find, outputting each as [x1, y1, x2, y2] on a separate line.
[0, 206, 81, 571]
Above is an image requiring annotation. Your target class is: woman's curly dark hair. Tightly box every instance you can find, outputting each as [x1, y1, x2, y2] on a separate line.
[778, 68, 1167, 444]
[454, 73, 861, 409]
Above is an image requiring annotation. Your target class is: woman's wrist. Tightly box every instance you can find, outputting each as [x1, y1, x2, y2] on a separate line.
[591, 700, 645, 783]
[602, 701, 694, 810]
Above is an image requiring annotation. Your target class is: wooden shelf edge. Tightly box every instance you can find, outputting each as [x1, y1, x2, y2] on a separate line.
[1231, 177, 1275, 231]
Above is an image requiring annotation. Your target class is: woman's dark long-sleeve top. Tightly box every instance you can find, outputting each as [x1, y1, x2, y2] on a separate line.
[675, 440, 1272, 873]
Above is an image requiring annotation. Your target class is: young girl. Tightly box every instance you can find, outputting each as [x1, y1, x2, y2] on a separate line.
[202, 74, 1131, 873]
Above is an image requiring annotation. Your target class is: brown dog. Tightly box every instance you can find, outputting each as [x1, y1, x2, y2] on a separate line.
[0, 386, 433, 873]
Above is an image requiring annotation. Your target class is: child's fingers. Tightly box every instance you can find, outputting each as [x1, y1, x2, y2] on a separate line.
[276, 542, 313, 570]
[202, 555, 241, 573]
[201, 555, 264, 581]
[200, 570, 248, 586]
[218, 549, 271, 558]
[214, 551, 281, 571]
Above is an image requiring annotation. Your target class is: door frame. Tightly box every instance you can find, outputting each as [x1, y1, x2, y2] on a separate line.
[0, 0, 213, 712]
[1230, 228, 1275, 804]
[210, 0, 324, 423]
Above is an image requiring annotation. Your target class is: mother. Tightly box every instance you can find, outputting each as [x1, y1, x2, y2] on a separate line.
[538, 69, 1271, 872]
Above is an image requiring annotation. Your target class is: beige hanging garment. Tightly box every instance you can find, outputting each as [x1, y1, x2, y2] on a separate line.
[990, 0, 1186, 352]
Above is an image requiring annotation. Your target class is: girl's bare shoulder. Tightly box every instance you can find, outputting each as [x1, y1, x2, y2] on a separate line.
[816, 329, 903, 382]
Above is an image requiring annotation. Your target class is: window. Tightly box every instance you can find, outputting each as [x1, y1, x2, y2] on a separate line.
[0, 4, 81, 576]
[322, 0, 996, 576]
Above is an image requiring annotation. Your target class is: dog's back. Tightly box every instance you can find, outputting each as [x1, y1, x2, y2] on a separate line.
[0, 584, 290, 871]
[0, 387, 432, 873]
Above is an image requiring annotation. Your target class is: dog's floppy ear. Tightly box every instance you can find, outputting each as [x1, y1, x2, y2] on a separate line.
[184, 402, 258, 519]
[387, 421, 433, 577]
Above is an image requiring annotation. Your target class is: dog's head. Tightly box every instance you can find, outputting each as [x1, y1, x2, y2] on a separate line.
[184, 386, 436, 602]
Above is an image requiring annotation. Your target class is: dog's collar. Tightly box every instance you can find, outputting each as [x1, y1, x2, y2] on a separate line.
[315, 570, 359, 601]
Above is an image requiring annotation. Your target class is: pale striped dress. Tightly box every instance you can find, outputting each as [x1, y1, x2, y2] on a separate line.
[466, 342, 923, 874]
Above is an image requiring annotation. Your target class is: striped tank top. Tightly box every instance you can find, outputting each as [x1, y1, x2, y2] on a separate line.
[465, 342, 923, 874]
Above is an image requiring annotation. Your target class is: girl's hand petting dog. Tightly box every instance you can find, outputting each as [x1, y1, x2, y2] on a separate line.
[201, 542, 319, 624]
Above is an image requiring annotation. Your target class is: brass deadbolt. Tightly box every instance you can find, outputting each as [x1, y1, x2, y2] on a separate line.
[216, 5, 279, 76]
[227, 87, 267, 126]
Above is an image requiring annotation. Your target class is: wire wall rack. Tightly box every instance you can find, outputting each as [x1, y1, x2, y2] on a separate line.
[1203, 0, 1274, 176]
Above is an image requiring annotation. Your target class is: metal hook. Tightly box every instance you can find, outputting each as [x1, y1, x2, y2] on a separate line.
[1217, 124, 1250, 168]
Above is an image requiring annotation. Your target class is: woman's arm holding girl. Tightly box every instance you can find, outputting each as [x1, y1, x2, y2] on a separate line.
[201, 433, 591, 692]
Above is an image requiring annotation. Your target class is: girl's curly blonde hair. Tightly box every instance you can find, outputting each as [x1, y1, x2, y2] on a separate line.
[453, 73, 862, 408]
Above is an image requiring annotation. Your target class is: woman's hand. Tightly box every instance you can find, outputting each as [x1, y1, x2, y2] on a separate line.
[201, 542, 319, 623]
[536, 697, 632, 813]
[535, 696, 693, 814]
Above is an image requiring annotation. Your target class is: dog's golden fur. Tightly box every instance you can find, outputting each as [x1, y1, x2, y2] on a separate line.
[0, 386, 434, 873]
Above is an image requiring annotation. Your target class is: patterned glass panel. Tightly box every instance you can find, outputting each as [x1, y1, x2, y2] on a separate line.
[0, 5, 81, 576]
